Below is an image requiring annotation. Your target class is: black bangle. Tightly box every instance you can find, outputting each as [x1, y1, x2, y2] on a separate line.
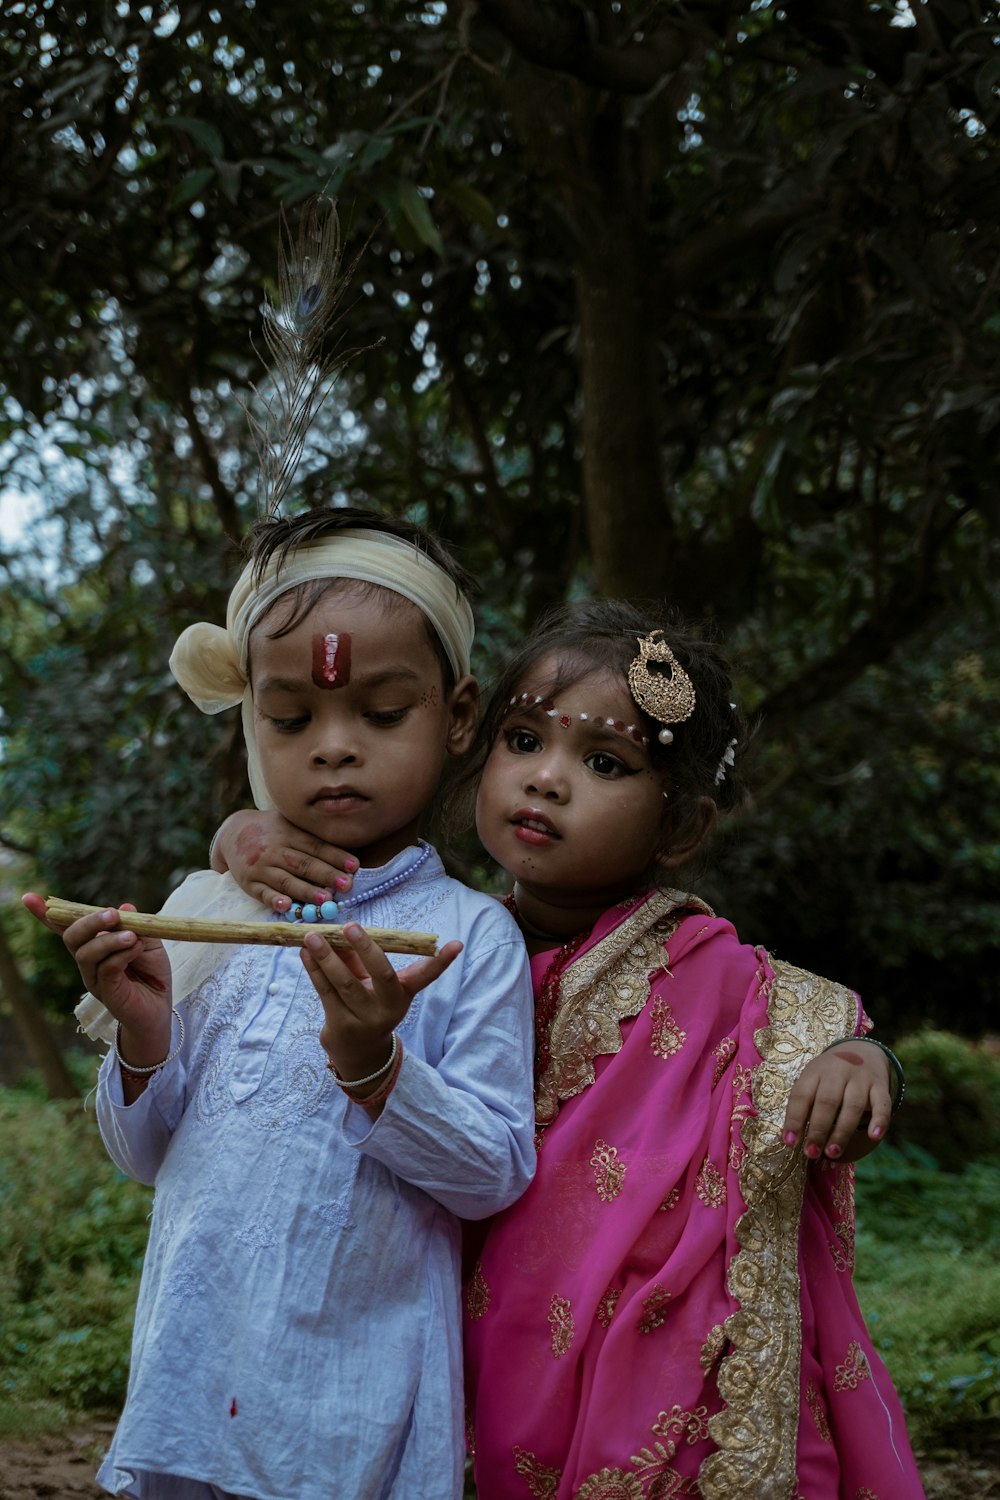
[822, 1035, 905, 1113]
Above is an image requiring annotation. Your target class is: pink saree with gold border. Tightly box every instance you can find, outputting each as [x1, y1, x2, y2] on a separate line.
[463, 891, 926, 1500]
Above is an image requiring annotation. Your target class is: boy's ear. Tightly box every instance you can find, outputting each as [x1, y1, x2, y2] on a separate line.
[446, 675, 480, 757]
[656, 796, 717, 870]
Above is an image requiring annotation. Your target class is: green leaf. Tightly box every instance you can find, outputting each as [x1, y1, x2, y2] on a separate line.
[168, 167, 214, 209]
[396, 183, 444, 256]
[163, 116, 226, 160]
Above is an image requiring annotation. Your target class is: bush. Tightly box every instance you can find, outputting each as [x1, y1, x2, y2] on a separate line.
[886, 1029, 1000, 1171]
[0, 1085, 151, 1413]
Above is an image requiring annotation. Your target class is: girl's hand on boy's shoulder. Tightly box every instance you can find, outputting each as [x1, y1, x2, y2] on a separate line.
[301, 922, 463, 1087]
[782, 1039, 895, 1165]
[211, 809, 359, 912]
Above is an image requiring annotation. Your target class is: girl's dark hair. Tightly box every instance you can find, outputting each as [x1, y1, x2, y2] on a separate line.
[458, 598, 751, 861]
[244, 505, 475, 691]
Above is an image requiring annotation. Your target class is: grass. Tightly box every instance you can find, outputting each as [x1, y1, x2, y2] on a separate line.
[1, 1045, 998, 1454]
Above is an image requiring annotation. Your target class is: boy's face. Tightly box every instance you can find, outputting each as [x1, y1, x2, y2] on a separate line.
[475, 657, 667, 926]
[250, 588, 477, 867]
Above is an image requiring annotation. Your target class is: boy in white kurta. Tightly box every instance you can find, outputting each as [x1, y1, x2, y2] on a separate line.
[26, 509, 535, 1500]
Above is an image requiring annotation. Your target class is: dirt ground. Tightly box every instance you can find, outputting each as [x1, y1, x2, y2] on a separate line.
[0, 1420, 998, 1499]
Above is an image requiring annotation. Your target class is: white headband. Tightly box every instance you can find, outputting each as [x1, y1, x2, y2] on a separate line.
[169, 529, 475, 808]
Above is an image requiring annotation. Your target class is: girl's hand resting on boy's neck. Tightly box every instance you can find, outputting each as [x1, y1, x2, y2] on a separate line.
[301, 922, 463, 1113]
[211, 809, 358, 911]
[782, 1038, 896, 1164]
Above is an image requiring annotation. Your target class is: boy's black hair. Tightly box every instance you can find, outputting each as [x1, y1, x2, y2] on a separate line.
[457, 598, 751, 862]
[244, 505, 475, 692]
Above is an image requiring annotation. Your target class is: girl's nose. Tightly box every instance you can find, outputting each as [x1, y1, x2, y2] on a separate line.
[524, 756, 567, 801]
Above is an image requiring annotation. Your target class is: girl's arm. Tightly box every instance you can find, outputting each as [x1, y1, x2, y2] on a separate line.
[782, 1037, 902, 1163]
[211, 809, 359, 911]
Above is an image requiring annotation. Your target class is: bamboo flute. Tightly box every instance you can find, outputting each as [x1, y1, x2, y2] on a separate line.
[44, 898, 439, 958]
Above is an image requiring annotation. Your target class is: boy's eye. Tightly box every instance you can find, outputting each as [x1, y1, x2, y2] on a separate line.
[365, 708, 408, 727]
[268, 715, 309, 734]
[584, 750, 631, 778]
[504, 727, 542, 754]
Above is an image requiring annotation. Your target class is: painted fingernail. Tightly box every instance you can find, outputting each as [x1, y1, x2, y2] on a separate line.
[825, 1143, 842, 1159]
[344, 858, 360, 874]
[274, 897, 291, 912]
[804, 1143, 821, 1160]
[784, 1131, 797, 1145]
[314, 890, 331, 903]
[335, 876, 351, 891]
[871, 1124, 884, 1139]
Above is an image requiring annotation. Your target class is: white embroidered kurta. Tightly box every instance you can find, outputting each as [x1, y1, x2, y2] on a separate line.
[93, 844, 535, 1500]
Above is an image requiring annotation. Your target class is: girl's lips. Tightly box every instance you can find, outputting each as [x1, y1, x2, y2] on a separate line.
[511, 811, 559, 846]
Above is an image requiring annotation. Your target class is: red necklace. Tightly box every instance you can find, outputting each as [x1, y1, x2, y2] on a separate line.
[504, 893, 590, 1081]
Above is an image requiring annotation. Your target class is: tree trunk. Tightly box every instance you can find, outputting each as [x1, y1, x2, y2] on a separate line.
[570, 102, 677, 602]
[0, 920, 79, 1099]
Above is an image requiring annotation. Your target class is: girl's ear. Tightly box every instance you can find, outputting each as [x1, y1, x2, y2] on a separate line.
[656, 796, 717, 870]
[445, 674, 480, 757]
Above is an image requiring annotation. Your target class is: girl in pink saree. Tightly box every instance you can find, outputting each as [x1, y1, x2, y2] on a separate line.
[463, 600, 926, 1500]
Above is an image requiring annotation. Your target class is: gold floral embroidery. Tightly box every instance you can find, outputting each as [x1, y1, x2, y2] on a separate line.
[548, 1293, 574, 1358]
[652, 1404, 711, 1445]
[712, 1035, 736, 1087]
[637, 1282, 671, 1333]
[513, 1445, 561, 1498]
[658, 1185, 680, 1212]
[695, 1156, 726, 1209]
[650, 996, 687, 1059]
[829, 1160, 856, 1273]
[591, 1138, 628, 1202]
[464, 1259, 490, 1322]
[806, 1380, 833, 1442]
[834, 1339, 872, 1392]
[536, 891, 709, 1128]
[731, 1063, 752, 1097]
[596, 1287, 621, 1327]
[574, 1470, 644, 1500]
[700, 956, 859, 1500]
[700, 1322, 728, 1373]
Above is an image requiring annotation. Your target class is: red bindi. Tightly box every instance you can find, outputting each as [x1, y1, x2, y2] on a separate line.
[312, 632, 351, 689]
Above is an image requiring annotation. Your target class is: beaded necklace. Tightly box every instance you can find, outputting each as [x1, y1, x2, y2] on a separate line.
[283, 840, 432, 923]
[503, 893, 590, 1081]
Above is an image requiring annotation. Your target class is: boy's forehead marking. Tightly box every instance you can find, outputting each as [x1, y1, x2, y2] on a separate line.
[312, 631, 351, 689]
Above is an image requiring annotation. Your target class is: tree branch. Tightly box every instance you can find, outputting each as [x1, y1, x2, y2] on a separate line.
[475, 0, 693, 94]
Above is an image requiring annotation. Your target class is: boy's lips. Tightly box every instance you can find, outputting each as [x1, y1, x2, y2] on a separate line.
[511, 808, 559, 846]
[311, 786, 368, 810]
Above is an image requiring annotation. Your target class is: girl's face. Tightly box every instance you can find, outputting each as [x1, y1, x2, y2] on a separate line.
[250, 588, 477, 867]
[475, 655, 668, 936]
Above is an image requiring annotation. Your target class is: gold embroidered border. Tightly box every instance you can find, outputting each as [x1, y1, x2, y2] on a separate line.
[699, 958, 859, 1500]
[535, 889, 711, 1127]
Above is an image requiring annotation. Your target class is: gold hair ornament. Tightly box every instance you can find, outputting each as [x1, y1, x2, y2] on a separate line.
[627, 630, 697, 745]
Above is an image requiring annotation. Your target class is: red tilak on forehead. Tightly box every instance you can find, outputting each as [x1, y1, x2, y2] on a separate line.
[312, 632, 351, 689]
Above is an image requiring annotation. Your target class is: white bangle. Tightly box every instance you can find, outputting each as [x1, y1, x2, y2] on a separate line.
[327, 1034, 398, 1089]
[114, 1009, 185, 1077]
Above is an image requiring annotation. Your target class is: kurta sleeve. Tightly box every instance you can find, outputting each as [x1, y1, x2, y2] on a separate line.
[94, 1010, 189, 1186]
[343, 931, 536, 1219]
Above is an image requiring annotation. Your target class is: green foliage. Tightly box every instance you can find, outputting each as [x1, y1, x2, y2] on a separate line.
[885, 1031, 1000, 1172]
[856, 1143, 1000, 1439]
[0, 1085, 151, 1413]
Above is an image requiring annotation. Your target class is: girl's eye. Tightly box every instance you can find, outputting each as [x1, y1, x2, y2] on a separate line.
[585, 750, 632, 778]
[365, 708, 408, 727]
[504, 727, 541, 754]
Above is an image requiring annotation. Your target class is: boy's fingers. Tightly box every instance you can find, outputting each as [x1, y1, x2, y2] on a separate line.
[395, 941, 463, 999]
